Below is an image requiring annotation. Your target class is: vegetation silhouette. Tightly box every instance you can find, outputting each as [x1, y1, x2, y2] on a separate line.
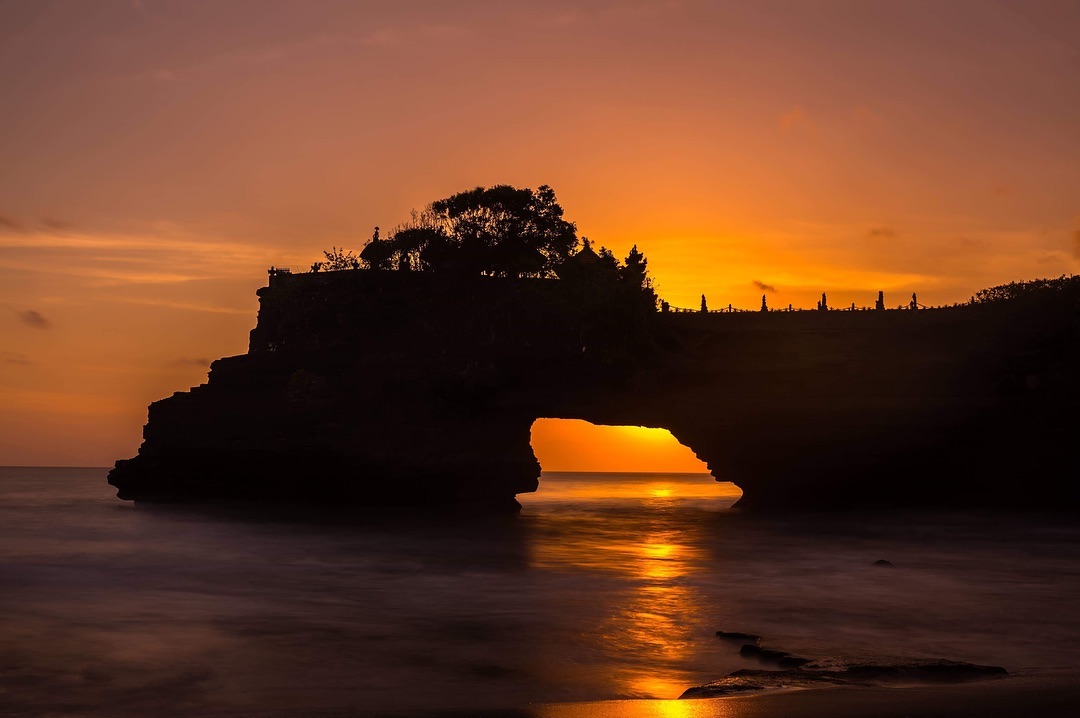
[313, 184, 660, 323]
[335, 184, 583, 279]
[108, 180, 1080, 513]
[312, 246, 361, 272]
[972, 275, 1080, 304]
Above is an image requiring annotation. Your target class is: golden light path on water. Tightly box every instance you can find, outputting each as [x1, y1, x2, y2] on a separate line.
[528, 520, 706, 699]
[535, 698, 739, 718]
[523, 455, 744, 703]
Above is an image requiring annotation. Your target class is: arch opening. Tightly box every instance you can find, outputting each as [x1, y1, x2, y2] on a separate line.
[525, 418, 742, 504]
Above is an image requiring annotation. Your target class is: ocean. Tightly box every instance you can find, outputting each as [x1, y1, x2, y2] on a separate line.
[1, 467, 1078, 716]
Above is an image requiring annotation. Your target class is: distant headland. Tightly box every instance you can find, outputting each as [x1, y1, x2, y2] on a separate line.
[109, 185, 1080, 511]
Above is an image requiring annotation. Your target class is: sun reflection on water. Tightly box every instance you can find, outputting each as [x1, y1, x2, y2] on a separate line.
[534, 697, 739, 718]
[528, 478, 723, 700]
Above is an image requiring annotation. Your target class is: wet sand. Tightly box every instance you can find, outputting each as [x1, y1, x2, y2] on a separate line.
[526, 675, 1080, 718]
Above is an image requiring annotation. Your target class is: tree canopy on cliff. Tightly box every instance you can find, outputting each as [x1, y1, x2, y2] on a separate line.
[311, 185, 657, 311]
[972, 275, 1080, 304]
[380, 184, 579, 278]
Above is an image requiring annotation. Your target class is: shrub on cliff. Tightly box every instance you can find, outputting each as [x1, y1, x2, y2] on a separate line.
[311, 186, 656, 314]
[372, 185, 578, 278]
[312, 246, 361, 271]
[972, 275, 1080, 304]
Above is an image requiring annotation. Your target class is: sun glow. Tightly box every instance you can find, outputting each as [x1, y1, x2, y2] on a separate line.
[530, 419, 708, 473]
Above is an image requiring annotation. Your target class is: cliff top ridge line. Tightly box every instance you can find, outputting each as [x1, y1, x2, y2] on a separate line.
[266, 260, 1080, 317]
[108, 184, 1080, 512]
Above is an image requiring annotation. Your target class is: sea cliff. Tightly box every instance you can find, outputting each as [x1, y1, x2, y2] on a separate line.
[109, 270, 1080, 510]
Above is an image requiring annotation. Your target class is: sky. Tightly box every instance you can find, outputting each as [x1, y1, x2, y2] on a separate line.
[1, 0, 1078, 467]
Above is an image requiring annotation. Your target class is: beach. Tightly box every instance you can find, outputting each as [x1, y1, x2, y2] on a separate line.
[2, 468, 1078, 716]
[530, 675, 1080, 718]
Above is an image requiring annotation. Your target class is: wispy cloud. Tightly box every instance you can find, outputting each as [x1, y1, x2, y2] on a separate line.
[0, 229, 279, 286]
[1072, 228, 1080, 259]
[41, 218, 73, 231]
[1, 351, 32, 365]
[359, 28, 402, 47]
[102, 296, 251, 315]
[852, 105, 884, 129]
[752, 279, 776, 293]
[0, 213, 23, 232]
[1, 214, 78, 234]
[779, 106, 813, 134]
[18, 309, 51, 329]
[171, 357, 212, 367]
[867, 226, 897, 240]
[0, 386, 130, 417]
[961, 236, 991, 250]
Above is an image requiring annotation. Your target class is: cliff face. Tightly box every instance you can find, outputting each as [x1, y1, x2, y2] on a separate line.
[109, 271, 1080, 510]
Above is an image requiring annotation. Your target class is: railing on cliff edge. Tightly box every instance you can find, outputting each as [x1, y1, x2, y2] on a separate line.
[666, 302, 968, 313]
[265, 266, 990, 315]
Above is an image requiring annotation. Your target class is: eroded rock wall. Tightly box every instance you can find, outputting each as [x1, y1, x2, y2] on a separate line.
[109, 271, 1080, 510]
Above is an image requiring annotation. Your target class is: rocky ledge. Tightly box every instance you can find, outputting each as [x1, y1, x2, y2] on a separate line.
[685, 630, 1007, 699]
[681, 659, 1008, 699]
[110, 270, 1080, 510]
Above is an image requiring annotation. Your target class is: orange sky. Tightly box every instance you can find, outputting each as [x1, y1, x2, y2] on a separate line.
[1, 1, 1078, 467]
[531, 420, 708, 473]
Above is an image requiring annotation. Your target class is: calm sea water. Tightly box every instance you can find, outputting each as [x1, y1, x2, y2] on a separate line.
[1, 467, 1078, 716]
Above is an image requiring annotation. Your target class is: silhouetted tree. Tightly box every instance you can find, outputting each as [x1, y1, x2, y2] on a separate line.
[319, 188, 660, 314]
[620, 245, 658, 311]
[596, 245, 621, 273]
[424, 184, 579, 277]
[314, 246, 361, 271]
[620, 245, 648, 289]
[360, 227, 393, 270]
[972, 275, 1079, 304]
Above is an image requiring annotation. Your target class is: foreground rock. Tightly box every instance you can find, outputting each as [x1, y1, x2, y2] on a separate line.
[110, 270, 1080, 510]
[681, 659, 1008, 699]
[738, 643, 812, 667]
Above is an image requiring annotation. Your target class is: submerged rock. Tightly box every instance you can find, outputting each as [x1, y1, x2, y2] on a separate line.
[738, 643, 812, 667]
[714, 631, 761, 642]
[873, 559, 895, 567]
[680, 677, 770, 699]
[834, 659, 1008, 681]
[681, 657, 1007, 699]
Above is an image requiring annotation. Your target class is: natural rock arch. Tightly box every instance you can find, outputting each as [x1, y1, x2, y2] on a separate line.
[109, 270, 1080, 511]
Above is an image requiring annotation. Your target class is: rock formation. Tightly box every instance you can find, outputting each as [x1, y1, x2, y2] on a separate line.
[109, 270, 1080, 511]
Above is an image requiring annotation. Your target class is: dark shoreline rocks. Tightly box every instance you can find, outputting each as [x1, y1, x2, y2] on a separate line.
[691, 631, 1007, 700]
[714, 631, 761, 642]
[739, 643, 813, 668]
[682, 657, 1008, 699]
